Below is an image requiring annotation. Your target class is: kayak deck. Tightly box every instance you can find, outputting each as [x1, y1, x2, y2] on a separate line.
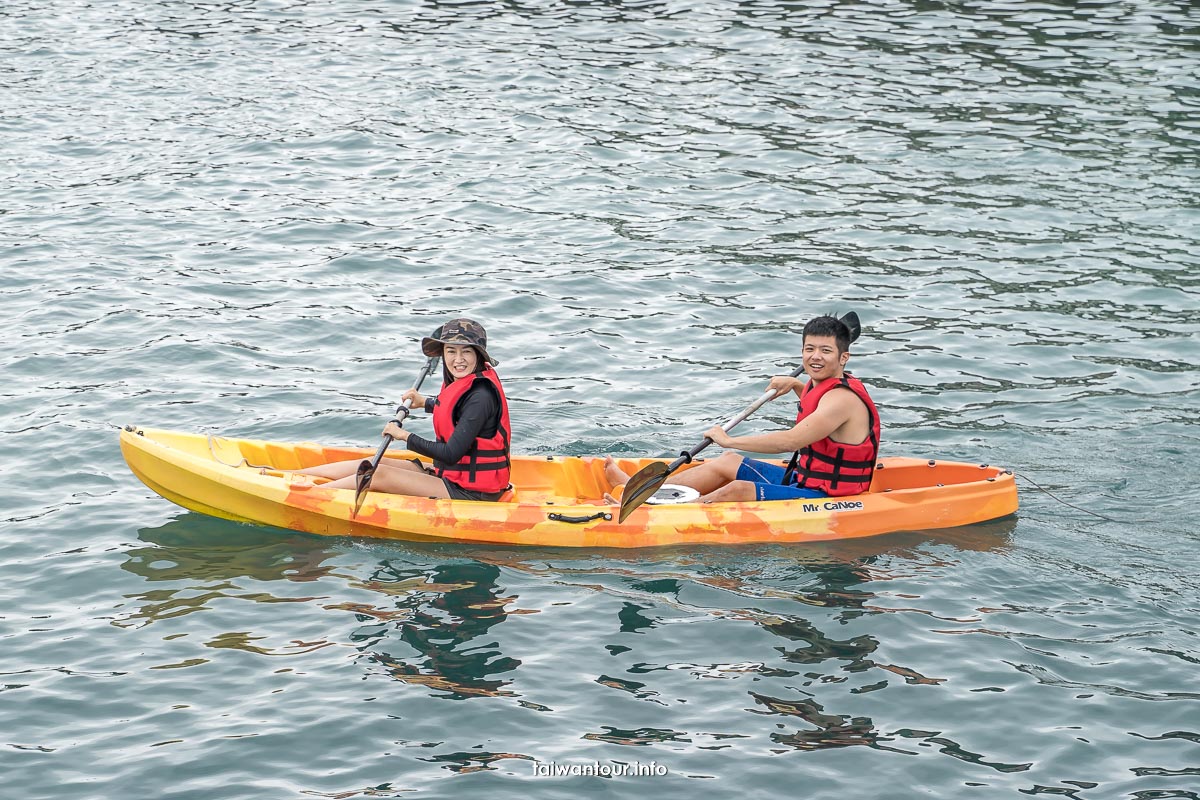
[120, 426, 1019, 547]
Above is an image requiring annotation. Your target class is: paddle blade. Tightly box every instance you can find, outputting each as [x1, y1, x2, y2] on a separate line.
[618, 461, 671, 523]
[352, 459, 374, 518]
[839, 311, 861, 343]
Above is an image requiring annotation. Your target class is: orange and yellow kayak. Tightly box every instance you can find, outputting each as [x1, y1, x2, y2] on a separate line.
[119, 426, 1018, 548]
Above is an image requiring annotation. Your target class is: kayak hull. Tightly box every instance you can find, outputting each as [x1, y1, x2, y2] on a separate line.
[119, 427, 1018, 548]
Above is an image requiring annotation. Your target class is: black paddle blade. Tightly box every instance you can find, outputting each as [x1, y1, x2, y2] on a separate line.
[618, 461, 671, 523]
[352, 459, 374, 518]
[839, 311, 861, 343]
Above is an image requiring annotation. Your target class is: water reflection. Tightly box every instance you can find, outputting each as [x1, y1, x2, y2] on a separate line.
[717, 521, 1039, 772]
[389, 514, 1018, 576]
[119, 510, 1018, 734]
[734, 558, 894, 751]
[119, 515, 527, 699]
[115, 514, 339, 630]
[123, 514, 338, 584]
[109, 513, 1048, 781]
[507, 519, 1019, 766]
[407, 0, 671, 27]
[750, 692, 890, 752]
[617, 600, 657, 634]
[418, 749, 534, 774]
[582, 726, 688, 746]
[357, 560, 522, 699]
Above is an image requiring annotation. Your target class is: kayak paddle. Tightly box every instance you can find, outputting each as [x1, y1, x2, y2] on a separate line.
[353, 355, 439, 516]
[618, 311, 861, 523]
[618, 364, 806, 523]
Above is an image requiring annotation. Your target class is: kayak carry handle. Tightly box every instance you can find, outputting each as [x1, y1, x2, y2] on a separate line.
[548, 512, 612, 524]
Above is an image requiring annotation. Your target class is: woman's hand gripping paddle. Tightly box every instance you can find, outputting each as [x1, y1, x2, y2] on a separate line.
[617, 364, 807, 523]
[353, 356, 439, 517]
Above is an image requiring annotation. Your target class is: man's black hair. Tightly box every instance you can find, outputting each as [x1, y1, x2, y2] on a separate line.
[802, 312, 861, 354]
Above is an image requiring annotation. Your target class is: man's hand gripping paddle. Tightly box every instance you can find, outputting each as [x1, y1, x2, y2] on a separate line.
[617, 364, 806, 523]
[617, 311, 861, 524]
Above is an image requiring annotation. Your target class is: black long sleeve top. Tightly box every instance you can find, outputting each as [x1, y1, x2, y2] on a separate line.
[405, 384, 500, 466]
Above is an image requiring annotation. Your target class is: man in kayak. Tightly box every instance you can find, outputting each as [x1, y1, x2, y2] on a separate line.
[605, 313, 880, 503]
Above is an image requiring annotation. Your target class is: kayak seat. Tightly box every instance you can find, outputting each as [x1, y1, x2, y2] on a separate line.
[497, 484, 518, 503]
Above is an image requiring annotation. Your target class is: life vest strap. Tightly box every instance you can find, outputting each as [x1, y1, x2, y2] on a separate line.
[792, 464, 872, 483]
[782, 450, 801, 485]
[437, 460, 509, 475]
[796, 447, 875, 470]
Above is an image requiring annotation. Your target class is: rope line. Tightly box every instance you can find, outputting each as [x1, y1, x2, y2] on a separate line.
[1015, 472, 1120, 523]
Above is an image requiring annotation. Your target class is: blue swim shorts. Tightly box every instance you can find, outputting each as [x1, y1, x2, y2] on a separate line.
[735, 457, 828, 502]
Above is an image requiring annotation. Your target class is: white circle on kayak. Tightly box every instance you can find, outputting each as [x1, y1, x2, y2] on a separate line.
[645, 484, 701, 504]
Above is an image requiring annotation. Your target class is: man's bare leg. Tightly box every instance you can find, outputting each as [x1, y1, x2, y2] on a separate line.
[604, 451, 746, 495]
[601, 453, 760, 504]
[668, 451, 746, 495]
[603, 456, 631, 487]
[697, 480, 758, 503]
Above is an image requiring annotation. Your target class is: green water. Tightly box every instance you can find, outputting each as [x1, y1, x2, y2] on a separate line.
[2, 1, 1197, 798]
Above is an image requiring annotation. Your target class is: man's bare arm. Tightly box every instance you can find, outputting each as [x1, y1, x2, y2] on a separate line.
[705, 389, 858, 454]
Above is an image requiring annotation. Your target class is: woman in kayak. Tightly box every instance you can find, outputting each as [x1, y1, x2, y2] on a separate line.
[297, 318, 513, 501]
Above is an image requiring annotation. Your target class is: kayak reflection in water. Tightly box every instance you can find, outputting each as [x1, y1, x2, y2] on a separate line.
[296, 318, 514, 501]
[606, 314, 881, 504]
[364, 561, 520, 699]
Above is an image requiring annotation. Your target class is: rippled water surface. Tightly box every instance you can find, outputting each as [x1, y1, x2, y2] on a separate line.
[2, 1, 1198, 798]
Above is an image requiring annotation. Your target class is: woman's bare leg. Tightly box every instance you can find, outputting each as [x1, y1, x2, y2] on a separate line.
[320, 462, 450, 497]
[294, 458, 424, 481]
[291, 458, 358, 480]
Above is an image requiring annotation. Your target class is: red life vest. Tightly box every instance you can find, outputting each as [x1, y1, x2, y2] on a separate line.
[430, 366, 512, 493]
[787, 374, 880, 497]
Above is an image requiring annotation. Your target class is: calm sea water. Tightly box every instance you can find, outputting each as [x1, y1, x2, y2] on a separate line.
[2, 1, 1198, 798]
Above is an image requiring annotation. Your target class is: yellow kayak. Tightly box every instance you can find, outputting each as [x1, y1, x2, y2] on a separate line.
[119, 426, 1018, 548]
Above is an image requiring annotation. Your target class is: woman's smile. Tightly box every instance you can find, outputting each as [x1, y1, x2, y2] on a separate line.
[443, 344, 479, 378]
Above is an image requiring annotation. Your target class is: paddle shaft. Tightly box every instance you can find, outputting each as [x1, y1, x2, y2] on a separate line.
[618, 364, 809, 522]
[361, 356, 438, 479]
[671, 364, 807, 469]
